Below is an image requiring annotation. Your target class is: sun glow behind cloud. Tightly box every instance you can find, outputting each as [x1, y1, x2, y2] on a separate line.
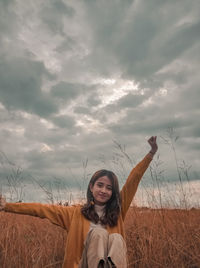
[96, 78, 139, 107]
[73, 78, 140, 133]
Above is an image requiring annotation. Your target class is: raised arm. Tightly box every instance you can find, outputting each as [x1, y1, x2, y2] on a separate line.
[0, 195, 75, 231]
[120, 136, 158, 220]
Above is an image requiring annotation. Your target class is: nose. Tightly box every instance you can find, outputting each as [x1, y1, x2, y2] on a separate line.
[100, 187, 107, 194]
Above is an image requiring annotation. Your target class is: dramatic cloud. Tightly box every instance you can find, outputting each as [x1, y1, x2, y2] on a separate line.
[0, 57, 57, 117]
[0, 0, 199, 207]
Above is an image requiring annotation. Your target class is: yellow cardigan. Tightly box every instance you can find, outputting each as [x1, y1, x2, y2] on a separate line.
[5, 153, 152, 268]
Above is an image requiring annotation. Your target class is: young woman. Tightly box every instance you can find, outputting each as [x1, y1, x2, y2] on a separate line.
[0, 136, 158, 268]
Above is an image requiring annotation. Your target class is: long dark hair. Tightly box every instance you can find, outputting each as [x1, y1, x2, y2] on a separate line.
[81, 169, 121, 227]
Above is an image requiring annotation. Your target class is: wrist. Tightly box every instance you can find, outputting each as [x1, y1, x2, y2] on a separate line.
[149, 150, 156, 156]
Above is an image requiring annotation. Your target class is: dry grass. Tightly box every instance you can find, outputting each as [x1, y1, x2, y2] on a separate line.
[0, 212, 67, 267]
[0, 207, 199, 268]
[125, 207, 200, 268]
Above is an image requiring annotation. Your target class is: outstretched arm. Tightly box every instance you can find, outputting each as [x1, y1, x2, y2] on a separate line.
[120, 136, 158, 220]
[0, 195, 75, 231]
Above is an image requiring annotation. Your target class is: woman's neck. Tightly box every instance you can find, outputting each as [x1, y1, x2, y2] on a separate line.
[94, 204, 106, 211]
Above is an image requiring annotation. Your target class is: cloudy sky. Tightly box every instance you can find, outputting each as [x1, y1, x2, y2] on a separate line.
[0, 0, 199, 207]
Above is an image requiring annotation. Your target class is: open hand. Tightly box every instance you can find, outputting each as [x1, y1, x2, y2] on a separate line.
[148, 136, 158, 155]
[0, 195, 6, 211]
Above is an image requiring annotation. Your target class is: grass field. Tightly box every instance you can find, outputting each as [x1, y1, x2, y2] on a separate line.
[0, 206, 199, 267]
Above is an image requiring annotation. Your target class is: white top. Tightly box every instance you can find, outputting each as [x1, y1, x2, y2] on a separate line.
[89, 204, 106, 230]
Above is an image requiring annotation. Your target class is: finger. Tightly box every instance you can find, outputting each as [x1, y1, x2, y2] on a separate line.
[148, 136, 153, 142]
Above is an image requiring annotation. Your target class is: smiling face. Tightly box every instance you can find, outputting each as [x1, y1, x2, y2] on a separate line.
[90, 176, 113, 206]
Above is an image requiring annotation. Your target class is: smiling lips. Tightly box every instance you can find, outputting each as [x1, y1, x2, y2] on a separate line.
[98, 194, 107, 198]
